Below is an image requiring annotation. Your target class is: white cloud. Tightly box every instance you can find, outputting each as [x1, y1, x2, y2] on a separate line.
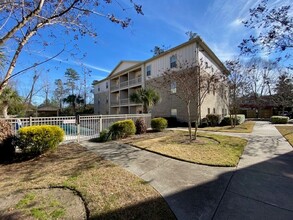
[34, 52, 111, 73]
[230, 18, 244, 27]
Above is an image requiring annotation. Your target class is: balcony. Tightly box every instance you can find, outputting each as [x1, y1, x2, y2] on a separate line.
[111, 99, 119, 106]
[110, 77, 142, 92]
[110, 84, 119, 91]
[120, 98, 129, 106]
[120, 81, 128, 89]
[129, 77, 142, 87]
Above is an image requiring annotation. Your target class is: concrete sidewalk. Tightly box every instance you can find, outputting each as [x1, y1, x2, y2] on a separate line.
[81, 121, 293, 220]
[214, 121, 293, 219]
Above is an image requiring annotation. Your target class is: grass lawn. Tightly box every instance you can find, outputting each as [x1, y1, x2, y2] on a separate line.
[0, 143, 175, 220]
[199, 121, 255, 133]
[125, 131, 247, 167]
[276, 126, 293, 147]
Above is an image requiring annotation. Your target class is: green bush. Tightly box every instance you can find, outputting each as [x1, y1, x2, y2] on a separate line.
[221, 114, 245, 126]
[135, 118, 147, 134]
[17, 125, 65, 155]
[97, 129, 111, 142]
[206, 114, 221, 126]
[0, 120, 15, 161]
[270, 116, 289, 124]
[151, 118, 168, 132]
[109, 119, 136, 140]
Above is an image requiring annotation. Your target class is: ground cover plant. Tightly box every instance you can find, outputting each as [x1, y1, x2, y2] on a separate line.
[125, 130, 247, 167]
[199, 121, 255, 133]
[0, 143, 175, 219]
[276, 126, 293, 147]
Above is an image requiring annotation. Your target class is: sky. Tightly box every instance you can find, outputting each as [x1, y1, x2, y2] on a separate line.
[2, 0, 292, 104]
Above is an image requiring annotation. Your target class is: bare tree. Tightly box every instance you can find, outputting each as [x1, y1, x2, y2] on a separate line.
[0, 0, 143, 94]
[243, 58, 277, 117]
[54, 79, 65, 111]
[153, 59, 223, 140]
[224, 59, 248, 127]
[239, 0, 292, 66]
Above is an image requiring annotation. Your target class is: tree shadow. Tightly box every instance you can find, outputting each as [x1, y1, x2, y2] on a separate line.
[88, 150, 293, 220]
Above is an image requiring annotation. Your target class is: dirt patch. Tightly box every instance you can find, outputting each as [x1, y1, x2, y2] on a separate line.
[0, 188, 86, 220]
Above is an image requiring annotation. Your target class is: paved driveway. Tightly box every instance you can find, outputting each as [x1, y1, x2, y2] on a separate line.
[82, 121, 293, 220]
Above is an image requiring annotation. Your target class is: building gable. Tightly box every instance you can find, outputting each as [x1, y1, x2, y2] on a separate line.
[109, 61, 142, 77]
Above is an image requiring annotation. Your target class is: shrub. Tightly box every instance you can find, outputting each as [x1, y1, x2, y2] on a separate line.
[206, 114, 221, 126]
[0, 120, 15, 160]
[221, 114, 246, 126]
[109, 119, 136, 140]
[17, 125, 65, 155]
[163, 117, 178, 128]
[151, 118, 168, 132]
[135, 118, 147, 134]
[270, 116, 289, 124]
[97, 129, 111, 142]
[200, 118, 210, 128]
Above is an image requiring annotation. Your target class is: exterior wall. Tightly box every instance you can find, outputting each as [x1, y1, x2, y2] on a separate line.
[94, 79, 110, 115]
[145, 43, 197, 80]
[94, 91, 109, 115]
[94, 38, 229, 121]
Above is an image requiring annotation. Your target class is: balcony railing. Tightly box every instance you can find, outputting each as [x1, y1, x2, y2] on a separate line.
[120, 98, 129, 105]
[129, 77, 142, 87]
[120, 81, 128, 89]
[111, 100, 119, 106]
[110, 84, 119, 91]
[110, 77, 142, 91]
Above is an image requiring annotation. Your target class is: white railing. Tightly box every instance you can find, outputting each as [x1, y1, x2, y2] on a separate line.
[110, 84, 119, 91]
[2, 114, 151, 142]
[120, 81, 128, 89]
[120, 98, 129, 105]
[129, 77, 142, 86]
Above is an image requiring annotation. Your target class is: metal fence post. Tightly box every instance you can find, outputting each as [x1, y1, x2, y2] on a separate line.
[76, 115, 80, 143]
[29, 116, 32, 126]
[99, 116, 103, 133]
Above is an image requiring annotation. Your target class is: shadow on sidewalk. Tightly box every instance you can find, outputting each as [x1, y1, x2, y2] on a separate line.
[88, 150, 293, 220]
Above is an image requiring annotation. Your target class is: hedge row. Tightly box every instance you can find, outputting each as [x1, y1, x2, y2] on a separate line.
[270, 116, 289, 124]
[221, 114, 246, 126]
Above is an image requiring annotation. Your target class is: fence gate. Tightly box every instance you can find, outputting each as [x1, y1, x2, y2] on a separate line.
[3, 114, 151, 142]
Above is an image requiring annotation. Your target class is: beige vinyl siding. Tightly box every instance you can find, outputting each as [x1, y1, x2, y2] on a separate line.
[145, 43, 198, 80]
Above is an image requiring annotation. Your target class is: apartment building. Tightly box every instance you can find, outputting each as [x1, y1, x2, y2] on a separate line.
[94, 36, 229, 122]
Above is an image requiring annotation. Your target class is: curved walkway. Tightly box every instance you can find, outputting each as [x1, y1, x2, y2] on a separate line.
[82, 121, 293, 220]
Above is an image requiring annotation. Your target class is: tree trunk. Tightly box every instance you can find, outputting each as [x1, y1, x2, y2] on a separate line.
[187, 102, 192, 141]
[2, 104, 8, 118]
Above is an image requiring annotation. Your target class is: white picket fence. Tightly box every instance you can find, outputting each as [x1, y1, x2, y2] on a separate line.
[3, 114, 151, 142]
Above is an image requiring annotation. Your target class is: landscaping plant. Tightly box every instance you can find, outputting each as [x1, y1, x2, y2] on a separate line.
[135, 118, 147, 134]
[17, 125, 65, 155]
[151, 118, 168, 132]
[109, 119, 136, 140]
[270, 116, 289, 124]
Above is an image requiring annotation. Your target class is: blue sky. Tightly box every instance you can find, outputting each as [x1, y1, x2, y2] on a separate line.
[4, 0, 291, 104]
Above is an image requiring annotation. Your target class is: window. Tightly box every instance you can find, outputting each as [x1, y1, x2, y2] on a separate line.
[213, 108, 216, 114]
[106, 99, 108, 104]
[171, 82, 176, 94]
[106, 82, 108, 89]
[171, 109, 177, 117]
[146, 65, 151, 76]
[98, 99, 100, 104]
[170, 55, 177, 68]
[98, 87, 100, 92]
[213, 84, 216, 95]
[207, 108, 210, 114]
